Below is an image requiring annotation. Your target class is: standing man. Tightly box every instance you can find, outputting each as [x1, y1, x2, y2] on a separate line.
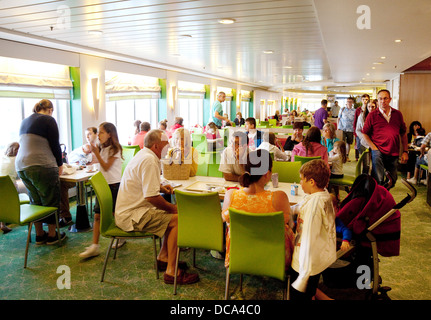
[362, 89, 408, 188]
[337, 97, 356, 161]
[331, 101, 340, 118]
[314, 99, 329, 130]
[115, 129, 199, 285]
[353, 94, 370, 161]
[209, 92, 231, 129]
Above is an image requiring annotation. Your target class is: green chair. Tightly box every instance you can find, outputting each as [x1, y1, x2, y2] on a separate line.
[192, 133, 208, 153]
[268, 119, 277, 127]
[260, 121, 269, 127]
[419, 164, 429, 185]
[173, 190, 223, 294]
[329, 149, 370, 192]
[122, 145, 140, 155]
[272, 161, 301, 183]
[88, 172, 159, 282]
[293, 155, 321, 166]
[225, 208, 289, 300]
[121, 147, 137, 175]
[0, 175, 62, 268]
[282, 125, 293, 129]
[196, 153, 209, 176]
[303, 126, 310, 129]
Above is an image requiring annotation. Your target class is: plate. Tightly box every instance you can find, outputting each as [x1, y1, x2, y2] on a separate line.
[85, 169, 97, 173]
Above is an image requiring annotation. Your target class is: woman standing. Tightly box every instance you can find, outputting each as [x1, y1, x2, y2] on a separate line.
[15, 99, 66, 245]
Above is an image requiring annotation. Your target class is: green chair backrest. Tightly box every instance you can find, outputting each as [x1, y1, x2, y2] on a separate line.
[175, 190, 223, 251]
[196, 153, 209, 176]
[0, 175, 21, 225]
[303, 126, 310, 129]
[228, 208, 285, 281]
[260, 121, 269, 126]
[355, 149, 370, 177]
[122, 145, 140, 155]
[206, 151, 223, 177]
[121, 148, 137, 175]
[272, 161, 301, 183]
[293, 155, 321, 166]
[192, 133, 208, 153]
[282, 125, 293, 129]
[89, 172, 113, 236]
[268, 119, 277, 127]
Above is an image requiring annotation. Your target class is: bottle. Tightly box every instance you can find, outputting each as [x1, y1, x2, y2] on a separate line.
[291, 182, 298, 196]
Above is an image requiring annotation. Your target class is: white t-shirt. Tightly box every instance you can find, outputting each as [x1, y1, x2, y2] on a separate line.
[290, 190, 337, 292]
[219, 146, 246, 176]
[99, 146, 122, 184]
[328, 151, 343, 175]
[115, 148, 161, 232]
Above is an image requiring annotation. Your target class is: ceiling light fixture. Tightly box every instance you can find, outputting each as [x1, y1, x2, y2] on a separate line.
[88, 30, 103, 35]
[218, 18, 235, 24]
[395, 39, 402, 43]
[380, 56, 386, 59]
[283, 66, 292, 69]
[263, 50, 274, 54]
[373, 62, 383, 65]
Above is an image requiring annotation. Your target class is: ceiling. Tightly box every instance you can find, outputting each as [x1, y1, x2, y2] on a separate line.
[1, 0, 431, 94]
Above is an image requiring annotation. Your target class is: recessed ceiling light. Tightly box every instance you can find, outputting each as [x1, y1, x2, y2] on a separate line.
[372, 67, 376, 69]
[263, 50, 274, 54]
[283, 66, 292, 69]
[395, 39, 402, 43]
[218, 18, 235, 24]
[88, 30, 103, 35]
[380, 56, 386, 59]
[373, 62, 383, 65]
[366, 73, 370, 76]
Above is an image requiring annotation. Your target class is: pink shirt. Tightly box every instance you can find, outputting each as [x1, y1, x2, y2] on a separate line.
[291, 141, 329, 164]
[131, 131, 147, 150]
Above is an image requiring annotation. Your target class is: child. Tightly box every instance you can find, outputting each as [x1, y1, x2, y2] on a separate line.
[289, 159, 336, 300]
[79, 122, 124, 259]
[328, 140, 347, 179]
[257, 132, 288, 161]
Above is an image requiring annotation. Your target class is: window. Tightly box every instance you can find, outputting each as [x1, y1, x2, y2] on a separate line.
[106, 99, 159, 146]
[178, 95, 203, 128]
[0, 97, 71, 152]
[241, 100, 249, 119]
[221, 98, 231, 120]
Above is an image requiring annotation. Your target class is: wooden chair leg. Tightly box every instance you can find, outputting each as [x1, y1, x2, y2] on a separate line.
[225, 268, 230, 300]
[24, 222, 33, 268]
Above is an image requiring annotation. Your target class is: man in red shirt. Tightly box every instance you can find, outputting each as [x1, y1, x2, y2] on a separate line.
[362, 90, 408, 188]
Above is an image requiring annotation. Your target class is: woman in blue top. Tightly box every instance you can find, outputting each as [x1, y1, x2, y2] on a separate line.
[321, 123, 339, 153]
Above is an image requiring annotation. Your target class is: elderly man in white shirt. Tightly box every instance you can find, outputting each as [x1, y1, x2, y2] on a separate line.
[115, 129, 199, 285]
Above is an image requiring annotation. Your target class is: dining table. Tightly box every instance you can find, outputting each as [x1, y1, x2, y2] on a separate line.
[163, 175, 305, 205]
[60, 168, 97, 232]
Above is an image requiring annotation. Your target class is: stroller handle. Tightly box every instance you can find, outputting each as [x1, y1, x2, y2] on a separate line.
[368, 178, 417, 232]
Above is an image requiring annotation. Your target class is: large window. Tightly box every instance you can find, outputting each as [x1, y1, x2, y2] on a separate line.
[241, 100, 249, 119]
[178, 95, 203, 128]
[0, 97, 71, 152]
[106, 98, 158, 146]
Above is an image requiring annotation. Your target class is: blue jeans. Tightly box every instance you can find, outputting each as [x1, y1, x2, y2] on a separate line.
[371, 149, 399, 187]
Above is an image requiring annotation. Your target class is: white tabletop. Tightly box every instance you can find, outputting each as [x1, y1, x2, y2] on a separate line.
[163, 175, 305, 205]
[60, 169, 96, 183]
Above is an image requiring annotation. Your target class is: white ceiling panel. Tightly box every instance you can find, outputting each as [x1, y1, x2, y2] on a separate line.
[1, 0, 430, 93]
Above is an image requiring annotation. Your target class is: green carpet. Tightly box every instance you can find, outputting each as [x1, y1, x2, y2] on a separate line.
[1, 156, 430, 300]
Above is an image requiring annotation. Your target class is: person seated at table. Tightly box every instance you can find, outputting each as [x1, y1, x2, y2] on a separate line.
[244, 117, 263, 150]
[115, 129, 199, 285]
[79, 122, 124, 259]
[59, 127, 99, 228]
[258, 132, 288, 161]
[283, 113, 296, 126]
[133, 120, 141, 136]
[283, 121, 304, 151]
[167, 117, 184, 139]
[407, 121, 423, 145]
[219, 131, 248, 182]
[407, 130, 431, 186]
[234, 111, 245, 127]
[131, 121, 151, 149]
[205, 121, 221, 140]
[167, 128, 199, 177]
[221, 149, 295, 269]
[158, 119, 168, 133]
[291, 126, 329, 164]
[321, 123, 339, 153]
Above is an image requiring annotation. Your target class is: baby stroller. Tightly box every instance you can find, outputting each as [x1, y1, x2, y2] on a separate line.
[322, 174, 416, 300]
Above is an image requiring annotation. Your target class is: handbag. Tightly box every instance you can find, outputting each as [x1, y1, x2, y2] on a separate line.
[161, 149, 191, 180]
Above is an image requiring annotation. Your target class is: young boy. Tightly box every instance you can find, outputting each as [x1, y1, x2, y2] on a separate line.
[289, 159, 337, 300]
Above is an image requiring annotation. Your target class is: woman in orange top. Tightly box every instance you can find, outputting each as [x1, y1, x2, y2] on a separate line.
[221, 149, 295, 268]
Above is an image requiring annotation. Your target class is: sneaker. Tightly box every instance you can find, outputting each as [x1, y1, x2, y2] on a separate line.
[46, 232, 67, 245]
[35, 231, 48, 245]
[407, 177, 418, 185]
[111, 238, 127, 249]
[420, 179, 428, 186]
[79, 244, 101, 258]
[163, 271, 199, 285]
[58, 217, 73, 228]
[210, 250, 224, 260]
